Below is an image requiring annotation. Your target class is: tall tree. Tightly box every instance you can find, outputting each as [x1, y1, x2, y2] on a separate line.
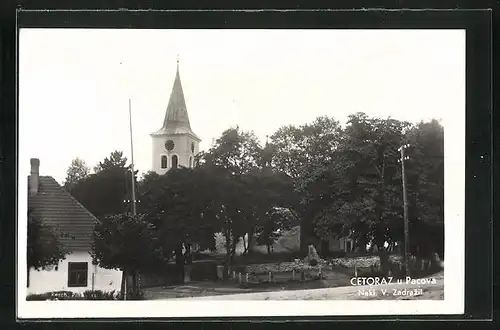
[93, 150, 128, 173]
[70, 151, 130, 218]
[242, 167, 297, 254]
[91, 213, 161, 296]
[198, 127, 288, 274]
[309, 113, 411, 273]
[200, 128, 262, 266]
[405, 119, 444, 260]
[270, 116, 343, 254]
[202, 127, 263, 175]
[138, 167, 218, 282]
[63, 157, 90, 190]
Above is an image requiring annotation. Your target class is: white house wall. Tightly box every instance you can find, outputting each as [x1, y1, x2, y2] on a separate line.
[27, 251, 122, 295]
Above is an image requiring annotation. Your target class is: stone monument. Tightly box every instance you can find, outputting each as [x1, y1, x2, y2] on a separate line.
[305, 244, 320, 265]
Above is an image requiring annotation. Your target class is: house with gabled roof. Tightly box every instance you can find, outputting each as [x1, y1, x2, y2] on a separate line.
[27, 158, 122, 295]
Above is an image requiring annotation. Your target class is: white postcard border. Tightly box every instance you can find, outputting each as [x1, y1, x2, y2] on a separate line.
[16, 29, 465, 319]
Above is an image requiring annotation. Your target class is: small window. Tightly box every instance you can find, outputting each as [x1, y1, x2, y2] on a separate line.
[161, 155, 168, 169]
[68, 262, 88, 287]
[172, 155, 178, 169]
[189, 156, 193, 168]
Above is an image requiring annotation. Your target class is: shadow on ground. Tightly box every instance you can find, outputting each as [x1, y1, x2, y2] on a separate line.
[143, 267, 353, 300]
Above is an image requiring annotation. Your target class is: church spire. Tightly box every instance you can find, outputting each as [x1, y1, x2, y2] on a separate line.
[162, 56, 190, 129]
[149, 57, 200, 141]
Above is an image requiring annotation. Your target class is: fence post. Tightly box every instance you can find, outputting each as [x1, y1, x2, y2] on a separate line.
[232, 271, 236, 280]
[246, 273, 249, 283]
[292, 269, 295, 281]
[268, 272, 272, 283]
[238, 272, 242, 284]
[318, 265, 322, 279]
[354, 264, 358, 277]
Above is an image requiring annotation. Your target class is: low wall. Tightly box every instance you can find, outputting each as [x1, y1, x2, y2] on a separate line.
[242, 255, 404, 274]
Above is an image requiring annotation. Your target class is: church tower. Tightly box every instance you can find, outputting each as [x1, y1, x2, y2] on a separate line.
[151, 58, 202, 174]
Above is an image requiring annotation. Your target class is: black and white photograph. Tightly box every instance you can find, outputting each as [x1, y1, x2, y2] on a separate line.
[17, 28, 465, 318]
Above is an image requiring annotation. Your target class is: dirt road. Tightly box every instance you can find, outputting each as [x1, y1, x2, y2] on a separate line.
[173, 272, 444, 301]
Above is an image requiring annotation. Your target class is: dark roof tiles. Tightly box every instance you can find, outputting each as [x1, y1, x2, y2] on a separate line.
[28, 176, 96, 252]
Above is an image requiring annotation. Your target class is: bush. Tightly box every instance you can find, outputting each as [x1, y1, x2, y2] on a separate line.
[234, 252, 302, 265]
[321, 250, 346, 259]
[27, 290, 122, 301]
[124, 289, 144, 300]
[191, 261, 218, 281]
[83, 290, 117, 300]
[139, 265, 179, 288]
[309, 259, 318, 266]
[113, 288, 145, 300]
[27, 291, 79, 301]
[356, 266, 385, 278]
[192, 252, 218, 261]
[27, 293, 52, 301]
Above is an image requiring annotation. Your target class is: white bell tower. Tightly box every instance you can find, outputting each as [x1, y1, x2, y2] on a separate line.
[151, 58, 201, 175]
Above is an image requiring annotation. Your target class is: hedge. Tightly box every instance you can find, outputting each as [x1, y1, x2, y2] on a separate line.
[26, 289, 144, 301]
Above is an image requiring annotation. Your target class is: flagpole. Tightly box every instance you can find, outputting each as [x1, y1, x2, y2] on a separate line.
[123, 98, 138, 301]
[129, 98, 137, 216]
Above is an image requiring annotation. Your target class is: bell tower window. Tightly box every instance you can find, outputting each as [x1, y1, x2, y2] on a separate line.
[161, 155, 168, 169]
[189, 156, 193, 168]
[171, 155, 178, 169]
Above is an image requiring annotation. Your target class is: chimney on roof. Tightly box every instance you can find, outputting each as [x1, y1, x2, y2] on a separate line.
[30, 158, 40, 195]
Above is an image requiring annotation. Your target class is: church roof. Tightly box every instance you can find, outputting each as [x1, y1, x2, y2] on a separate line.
[151, 59, 201, 142]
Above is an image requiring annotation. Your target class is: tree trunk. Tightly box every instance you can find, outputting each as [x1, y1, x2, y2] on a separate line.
[185, 244, 192, 265]
[132, 270, 137, 292]
[267, 244, 271, 254]
[120, 268, 126, 299]
[175, 245, 185, 284]
[247, 227, 254, 254]
[377, 246, 390, 276]
[223, 231, 232, 280]
[222, 259, 230, 280]
[300, 222, 308, 256]
[230, 236, 238, 265]
[242, 235, 248, 255]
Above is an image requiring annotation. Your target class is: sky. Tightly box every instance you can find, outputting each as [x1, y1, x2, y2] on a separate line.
[19, 29, 465, 183]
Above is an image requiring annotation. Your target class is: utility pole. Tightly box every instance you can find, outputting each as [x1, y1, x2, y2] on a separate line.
[398, 143, 411, 277]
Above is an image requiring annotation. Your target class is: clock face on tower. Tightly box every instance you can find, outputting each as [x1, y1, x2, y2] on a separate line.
[165, 140, 175, 151]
